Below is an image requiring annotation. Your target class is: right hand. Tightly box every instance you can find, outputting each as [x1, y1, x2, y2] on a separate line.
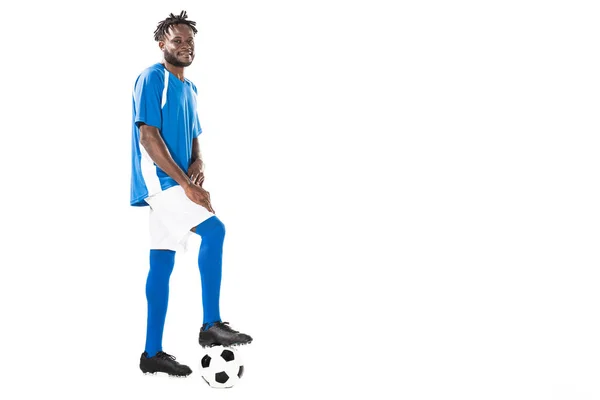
[183, 183, 215, 213]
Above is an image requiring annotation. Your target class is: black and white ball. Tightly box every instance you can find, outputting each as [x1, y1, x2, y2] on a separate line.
[200, 346, 244, 388]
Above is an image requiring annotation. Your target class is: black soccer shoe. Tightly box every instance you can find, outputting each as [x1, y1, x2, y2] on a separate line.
[139, 351, 192, 377]
[198, 321, 253, 347]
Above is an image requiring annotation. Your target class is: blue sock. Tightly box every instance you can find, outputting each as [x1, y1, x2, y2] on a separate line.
[193, 216, 225, 328]
[144, 249, 176, 358]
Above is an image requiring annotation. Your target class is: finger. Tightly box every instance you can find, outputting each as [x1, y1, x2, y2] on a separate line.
[205, 200, 214, 213]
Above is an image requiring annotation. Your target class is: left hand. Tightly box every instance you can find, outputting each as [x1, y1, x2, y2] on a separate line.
[187, 159, 205, 187]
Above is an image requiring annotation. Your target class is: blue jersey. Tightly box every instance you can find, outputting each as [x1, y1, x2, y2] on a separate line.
[130, 63, 202, 207]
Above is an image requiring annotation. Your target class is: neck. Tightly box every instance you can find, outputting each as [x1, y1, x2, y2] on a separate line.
[162, 60, 185, 81]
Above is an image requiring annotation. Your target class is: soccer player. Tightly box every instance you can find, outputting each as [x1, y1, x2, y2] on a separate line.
[130, 11, 253, 377]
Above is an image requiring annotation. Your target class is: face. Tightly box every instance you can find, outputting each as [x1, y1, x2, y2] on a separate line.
[160, 24, 195, 67]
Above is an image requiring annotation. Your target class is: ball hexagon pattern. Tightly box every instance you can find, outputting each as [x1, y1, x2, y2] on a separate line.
[200, 346, 244, 388]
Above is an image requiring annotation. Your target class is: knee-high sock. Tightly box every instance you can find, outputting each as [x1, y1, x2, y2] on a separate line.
[144, 249, 176, 357]
[194, 216, 225, 326]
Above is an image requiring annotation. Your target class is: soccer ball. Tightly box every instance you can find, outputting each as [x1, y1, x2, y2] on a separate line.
[199, 346, 244, 388]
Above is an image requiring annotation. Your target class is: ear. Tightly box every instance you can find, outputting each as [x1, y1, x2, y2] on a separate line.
[158, 41, 165, 51]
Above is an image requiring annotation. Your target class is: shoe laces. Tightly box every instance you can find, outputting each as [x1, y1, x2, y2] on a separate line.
[156, 351, 176, 361]
[215, 321, 239, 333]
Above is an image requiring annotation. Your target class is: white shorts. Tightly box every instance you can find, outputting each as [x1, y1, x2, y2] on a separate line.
[145, 185, 215, 251]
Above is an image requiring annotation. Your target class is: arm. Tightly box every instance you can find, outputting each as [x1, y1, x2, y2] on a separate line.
[139, 124, 193, 188]
[191, 137, 203, 164]
[188, 137, 205, 186]
[139, 124, 214, 213]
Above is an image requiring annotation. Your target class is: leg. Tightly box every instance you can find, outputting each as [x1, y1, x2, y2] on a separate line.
[140, 187, 202, 376]
[193, 216, 253, 347]
[193, 215, 225, 326]
[144, 249, 175, 357]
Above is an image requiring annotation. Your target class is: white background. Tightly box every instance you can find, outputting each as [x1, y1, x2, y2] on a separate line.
[1, 0, 599, 399]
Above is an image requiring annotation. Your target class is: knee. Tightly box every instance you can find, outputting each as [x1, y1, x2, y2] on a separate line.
[195, 215, 226, 239]
[210, 216, 226, 239]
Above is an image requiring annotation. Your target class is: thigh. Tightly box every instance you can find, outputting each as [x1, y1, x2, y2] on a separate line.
[146, 185, 215, 249]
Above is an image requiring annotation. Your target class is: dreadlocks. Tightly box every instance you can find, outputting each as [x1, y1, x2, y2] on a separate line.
[154, 10, 197, 42]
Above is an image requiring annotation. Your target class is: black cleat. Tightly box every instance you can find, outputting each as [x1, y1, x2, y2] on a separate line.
[140, 351, 192, 377]
[198, 321, 253, 347]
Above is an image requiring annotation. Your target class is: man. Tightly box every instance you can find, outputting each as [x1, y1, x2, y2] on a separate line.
[130, 10, 252, 377]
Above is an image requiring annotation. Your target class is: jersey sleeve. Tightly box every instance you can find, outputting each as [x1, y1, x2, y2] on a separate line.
[193, 114, 202, 138]
[191, 83, 202, 138]
[133, 70, 163, 130]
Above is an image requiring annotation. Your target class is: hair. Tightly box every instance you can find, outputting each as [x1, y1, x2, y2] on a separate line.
[154, 10, 197, 42]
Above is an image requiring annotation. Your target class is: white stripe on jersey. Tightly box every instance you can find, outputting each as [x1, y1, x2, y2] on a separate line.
[140, 68, 168, 196]
[140, 144, 162, 195]
[161, 69, 169, 109]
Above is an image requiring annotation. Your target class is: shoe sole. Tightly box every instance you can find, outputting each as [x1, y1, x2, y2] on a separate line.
[198, 339, 253, 348]
[141, 369, 192, 378]
[140, 366, 192, 377]
[142, 372, 191, 378]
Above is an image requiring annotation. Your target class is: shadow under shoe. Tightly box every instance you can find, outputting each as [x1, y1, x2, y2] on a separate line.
[140, 351, 192, 377]
[198, 321, 253, 347]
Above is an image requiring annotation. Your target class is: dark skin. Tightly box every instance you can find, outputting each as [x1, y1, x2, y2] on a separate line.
[139, 24, 214, 219]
